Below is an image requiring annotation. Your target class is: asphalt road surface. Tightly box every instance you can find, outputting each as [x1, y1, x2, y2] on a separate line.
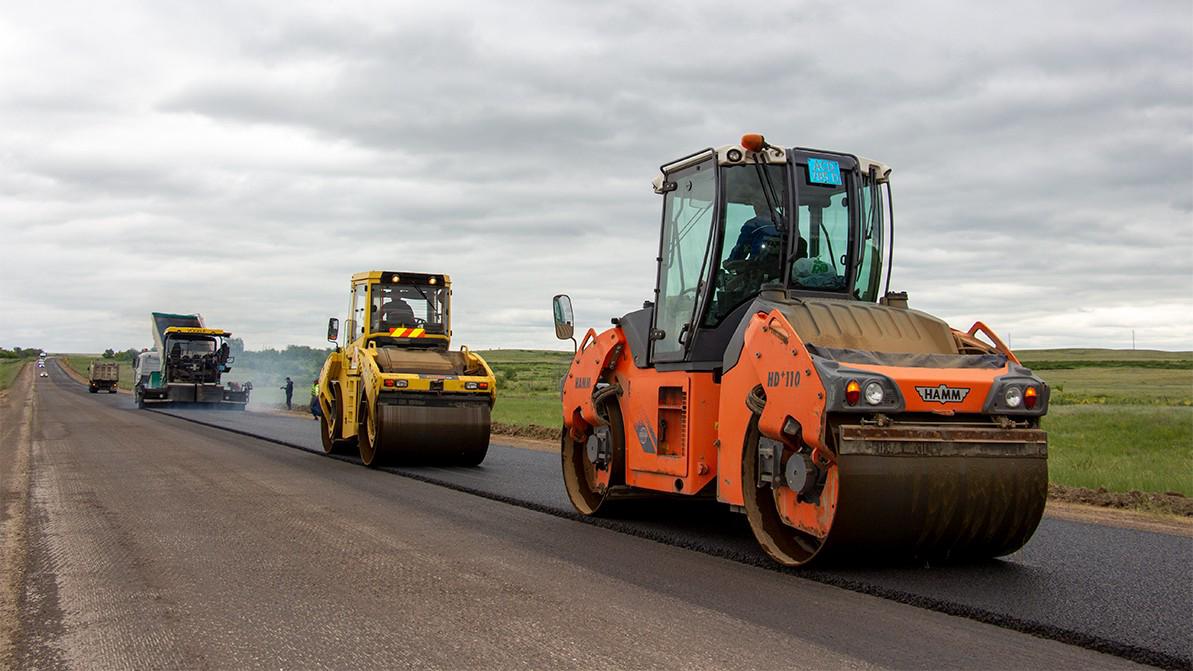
[0, 361, 1178, 669]
[150, 398, 1192, 667]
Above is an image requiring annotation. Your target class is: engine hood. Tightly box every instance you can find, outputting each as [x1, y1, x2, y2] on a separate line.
[761, 296, 959, 355]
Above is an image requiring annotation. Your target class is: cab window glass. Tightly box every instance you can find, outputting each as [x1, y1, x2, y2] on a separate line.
[705, 164, 786, 326]
[791, 164, 849, 291]
[852, 175, 884, 301]
[350, 284, 366, 340]
[653, 160, 716, 362]
[371, 284, 447, 334]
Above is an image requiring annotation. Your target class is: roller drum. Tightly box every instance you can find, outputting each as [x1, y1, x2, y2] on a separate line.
[823, 452, 1047, 562]
[370, 400, 490, 466]
[744, 422, 1048, 566]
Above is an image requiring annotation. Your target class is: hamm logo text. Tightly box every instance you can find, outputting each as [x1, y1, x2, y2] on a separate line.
[915, 384, 971, 404]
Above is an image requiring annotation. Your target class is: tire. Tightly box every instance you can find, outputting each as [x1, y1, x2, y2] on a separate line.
[134, 387, 145, 409]
[89, 385, 97, 393]
[741, 417, 827, 566]
[357, 401, 384, 467]
[319, 390, 354, 455]
[561, 399, 626, 516]
[319, 410, 353, 455]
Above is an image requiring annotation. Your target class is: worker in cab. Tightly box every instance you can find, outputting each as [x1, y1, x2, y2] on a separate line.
[380, 298, 416, 330]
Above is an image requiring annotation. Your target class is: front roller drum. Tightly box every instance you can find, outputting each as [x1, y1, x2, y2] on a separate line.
[359, 401, 490, 467]
[744, 422, 1048, 566]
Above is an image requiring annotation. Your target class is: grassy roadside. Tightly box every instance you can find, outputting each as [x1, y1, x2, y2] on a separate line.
[481, 350, 571, 428]
[0, 359, 33, 391]
[1044, 406, 1192, 496]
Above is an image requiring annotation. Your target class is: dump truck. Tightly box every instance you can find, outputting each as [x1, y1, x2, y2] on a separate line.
[318, 271, 496, 466]
[134, 312, 251, 410]
[553, 134, 1050, 566]
[87, 360, 120, 393]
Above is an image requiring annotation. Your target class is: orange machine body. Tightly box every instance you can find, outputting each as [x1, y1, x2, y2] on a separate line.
[556, 135, 1049, 566]
[562, 310, 1025, 528]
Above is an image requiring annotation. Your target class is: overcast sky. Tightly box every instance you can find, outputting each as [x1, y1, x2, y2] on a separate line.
[1, 0, 1190, 353]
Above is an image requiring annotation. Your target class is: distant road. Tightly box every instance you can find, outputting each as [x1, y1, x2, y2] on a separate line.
[0, 362, 1170, 669]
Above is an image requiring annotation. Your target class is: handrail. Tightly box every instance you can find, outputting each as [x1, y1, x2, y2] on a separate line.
[967, 321, 1021, 365]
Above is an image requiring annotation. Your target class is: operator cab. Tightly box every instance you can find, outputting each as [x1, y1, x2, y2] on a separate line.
[640, 135, 893, 369]
[334, 271, 452, 351]
[162, 328, 234, 383]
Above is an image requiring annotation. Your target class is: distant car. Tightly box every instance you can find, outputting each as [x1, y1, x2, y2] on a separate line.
[36, 361, 45, 368]
[39, 371, 48, 377]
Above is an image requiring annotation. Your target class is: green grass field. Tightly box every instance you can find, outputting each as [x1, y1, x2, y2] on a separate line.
[1044, 406, 1192, 496]
[480, 349, 571, 427]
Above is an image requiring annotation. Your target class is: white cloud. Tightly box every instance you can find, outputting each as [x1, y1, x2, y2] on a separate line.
[1, 0, 1190, 354]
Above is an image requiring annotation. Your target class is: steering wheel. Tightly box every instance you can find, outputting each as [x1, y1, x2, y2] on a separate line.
[674, 287, 700, 306]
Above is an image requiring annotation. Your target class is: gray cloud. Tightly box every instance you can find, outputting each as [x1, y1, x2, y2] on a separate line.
[1, 0, 1190, 354]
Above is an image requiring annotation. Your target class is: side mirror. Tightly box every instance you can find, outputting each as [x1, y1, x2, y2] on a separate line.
[552, 294, 574, 340]
[327, 317, 340, 342]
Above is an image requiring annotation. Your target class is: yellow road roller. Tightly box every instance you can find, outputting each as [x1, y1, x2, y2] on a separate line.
[317, 271, 496, 466]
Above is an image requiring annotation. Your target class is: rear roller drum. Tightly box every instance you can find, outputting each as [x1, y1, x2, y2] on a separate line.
[561, 401, 625, 516]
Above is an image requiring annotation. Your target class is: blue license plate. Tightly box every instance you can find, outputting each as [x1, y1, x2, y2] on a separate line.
[808, 158, 842, 186]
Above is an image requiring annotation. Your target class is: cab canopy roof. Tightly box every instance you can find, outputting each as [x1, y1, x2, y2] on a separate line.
[652, 137, 892, 193]
[163, 326, 231, 338]
[351, 271, 451, 287]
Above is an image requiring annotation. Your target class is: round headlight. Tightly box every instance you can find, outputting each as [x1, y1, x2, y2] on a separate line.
[864, 381, 885, 406]
[726, 148, 743, 162]
[1004, 385, 1023, 408]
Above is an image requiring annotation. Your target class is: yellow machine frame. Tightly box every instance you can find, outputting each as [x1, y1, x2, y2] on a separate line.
[318, 271, 496, 446]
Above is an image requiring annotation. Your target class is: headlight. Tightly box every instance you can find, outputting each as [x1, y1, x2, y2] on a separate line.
[394, 379, 408, 388]
[1004, 385, 1023, 408]
[465, 381, 478, 390]
[864, 381, 885, 406]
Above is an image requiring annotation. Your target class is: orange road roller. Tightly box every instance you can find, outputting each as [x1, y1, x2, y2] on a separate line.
[553, 134, 1049, 566]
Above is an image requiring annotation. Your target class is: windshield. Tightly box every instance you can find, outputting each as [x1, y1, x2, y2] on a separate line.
[167, 337, 215, 357]
[791, 160, 851, 291]
[705, 163, 787, 326]
[371, 284, 447, 334]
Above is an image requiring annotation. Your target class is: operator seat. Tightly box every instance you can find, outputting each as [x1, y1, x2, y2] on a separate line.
[380, 299, 416, 330]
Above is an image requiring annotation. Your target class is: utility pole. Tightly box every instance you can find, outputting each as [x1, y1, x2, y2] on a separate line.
[1132, 329, 1136, 351]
